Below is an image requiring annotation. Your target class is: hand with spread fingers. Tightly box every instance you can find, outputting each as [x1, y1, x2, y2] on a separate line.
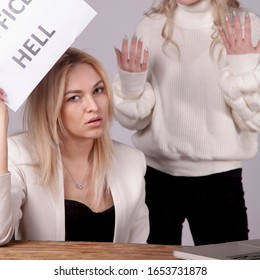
[114, 34, 149, 73]
[220, 11, 260, 55]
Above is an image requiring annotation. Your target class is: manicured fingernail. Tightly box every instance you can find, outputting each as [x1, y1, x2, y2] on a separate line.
[144, 47, 149, 52]
[245, 11, 250, 18]
[225, 13, 231, 21]
[132, 32, 137, 39]
[123, 35, 128, 41]
[232, 10, 238, 17]
[138, 37, 143, 43]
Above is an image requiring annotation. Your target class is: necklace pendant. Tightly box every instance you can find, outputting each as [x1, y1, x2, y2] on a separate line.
[76, 183, 84, 190]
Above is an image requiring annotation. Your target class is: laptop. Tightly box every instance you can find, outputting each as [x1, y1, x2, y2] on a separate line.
[173, 239, 260, 260]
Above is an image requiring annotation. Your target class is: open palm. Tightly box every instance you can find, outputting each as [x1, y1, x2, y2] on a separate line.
[220, 12, 260, 55]
[115, 35, 149, 73]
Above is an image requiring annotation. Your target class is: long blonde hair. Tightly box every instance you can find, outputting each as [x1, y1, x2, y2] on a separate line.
[146, 0, 240, 56]
[24, 48, 114, 205]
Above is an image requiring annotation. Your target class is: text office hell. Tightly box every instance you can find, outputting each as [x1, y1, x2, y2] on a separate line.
[0, 0, 56, 69]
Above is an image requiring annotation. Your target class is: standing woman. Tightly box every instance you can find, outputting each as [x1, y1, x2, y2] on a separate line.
[113, 0, 260, 245]
[0, 48, 149, 245]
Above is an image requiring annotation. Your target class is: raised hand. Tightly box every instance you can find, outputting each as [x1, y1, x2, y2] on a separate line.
[115, 34, 149, 73]
[220, 11, 260, 55]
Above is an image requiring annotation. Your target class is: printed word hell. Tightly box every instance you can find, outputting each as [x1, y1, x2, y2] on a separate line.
[12, 25, 56, 69]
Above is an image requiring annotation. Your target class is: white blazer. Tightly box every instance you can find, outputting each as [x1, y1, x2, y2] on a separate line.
[0, 134, 149, 245]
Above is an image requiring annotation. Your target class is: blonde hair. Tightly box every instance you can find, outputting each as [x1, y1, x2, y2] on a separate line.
[146, 0, 240, 56]
[24, 48, 114, 205]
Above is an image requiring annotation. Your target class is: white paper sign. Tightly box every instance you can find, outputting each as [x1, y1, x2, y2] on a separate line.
[0, 0, 97, 111]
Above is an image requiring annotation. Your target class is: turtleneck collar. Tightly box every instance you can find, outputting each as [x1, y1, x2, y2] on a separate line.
[174, 0, 214, 29]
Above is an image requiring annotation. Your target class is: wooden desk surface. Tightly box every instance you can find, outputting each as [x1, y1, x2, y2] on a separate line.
[0, 241, 180, 260]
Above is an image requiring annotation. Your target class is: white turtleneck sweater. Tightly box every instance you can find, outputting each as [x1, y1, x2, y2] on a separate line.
[112, 0, 260, 177]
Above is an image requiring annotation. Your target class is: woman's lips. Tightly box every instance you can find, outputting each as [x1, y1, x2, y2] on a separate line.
[86, 117, 103, 127]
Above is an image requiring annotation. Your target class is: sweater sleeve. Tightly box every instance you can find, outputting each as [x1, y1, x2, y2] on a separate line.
[113, 69, 155, 130]
[219, 13, 260, 131]
[220, 53, 260, 132]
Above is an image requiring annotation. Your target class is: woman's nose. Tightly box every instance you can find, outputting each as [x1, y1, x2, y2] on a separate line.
[84, 95, 98, 112]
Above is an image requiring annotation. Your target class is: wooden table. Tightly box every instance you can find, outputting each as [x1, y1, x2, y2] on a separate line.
[0, 241, 180, 260]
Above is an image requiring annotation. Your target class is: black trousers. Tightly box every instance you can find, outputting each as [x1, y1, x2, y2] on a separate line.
[145, 166, 249, 245]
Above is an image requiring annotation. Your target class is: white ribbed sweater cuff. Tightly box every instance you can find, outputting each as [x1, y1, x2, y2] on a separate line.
[117, 68, 148, 99]
[227, 53, 260, 75]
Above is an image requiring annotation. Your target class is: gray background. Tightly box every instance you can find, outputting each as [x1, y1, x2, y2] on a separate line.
[8, 0, 260, 245]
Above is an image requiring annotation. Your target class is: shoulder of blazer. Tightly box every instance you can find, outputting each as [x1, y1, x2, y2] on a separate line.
[111, 141, 146, 176]
[8, 133, 35, 164]
[113, 141, 145, 164]
[109, 141, 146, 199]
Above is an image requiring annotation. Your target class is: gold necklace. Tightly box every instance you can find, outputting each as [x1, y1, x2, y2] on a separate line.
[63, 163, 88, 190]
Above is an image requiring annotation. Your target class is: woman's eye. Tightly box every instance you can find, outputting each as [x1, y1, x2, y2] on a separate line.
[93, 87, 104, 95]
[67, 95, 81, 102]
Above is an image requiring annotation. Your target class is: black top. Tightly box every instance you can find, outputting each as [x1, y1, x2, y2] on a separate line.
[65, 199, 115, 242]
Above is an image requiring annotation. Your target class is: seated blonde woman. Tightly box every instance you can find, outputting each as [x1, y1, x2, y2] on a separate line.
[0, 48, 149, 245]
